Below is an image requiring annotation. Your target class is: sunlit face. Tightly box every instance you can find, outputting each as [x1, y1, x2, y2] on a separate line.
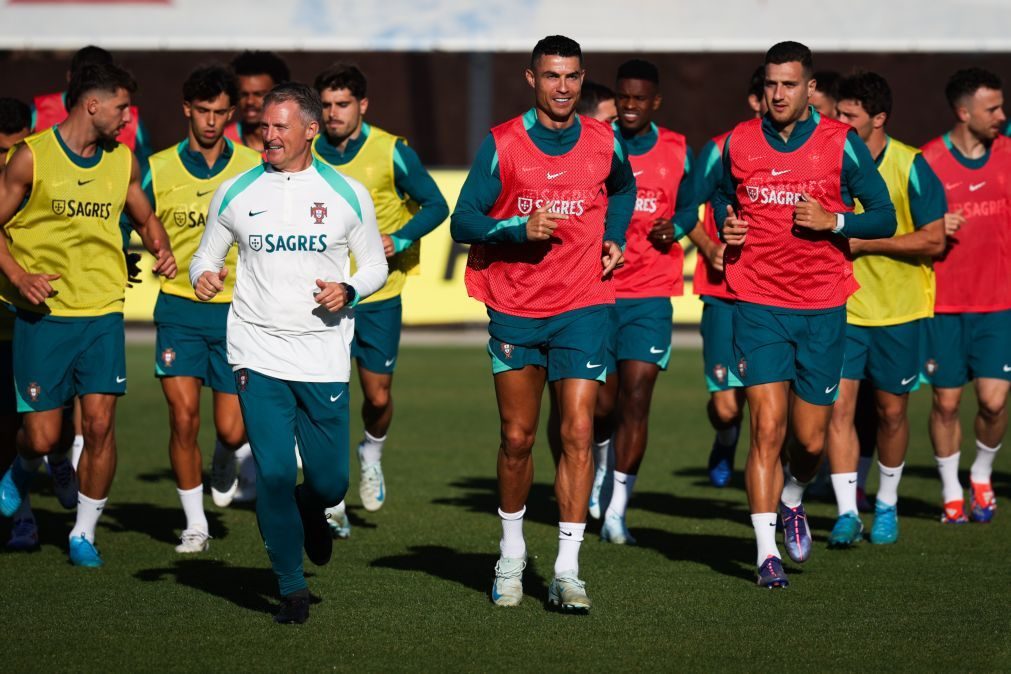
[764, 61, 815, 125]
[0, 126, 29, 168]
[320, 87, 367, 145]
[525, 55, 584, 123]
[87, 87, 132, 143]
[184, 92, 234, 149]
[587, 98, 617, 124]
[261, 100, 318, 171]
[237, 74, 276, 126]
[810, 89, 837, 119]
[836, 99, 874, 142]
[616, 78, 661, 135]
[958, 86, 1006, 142]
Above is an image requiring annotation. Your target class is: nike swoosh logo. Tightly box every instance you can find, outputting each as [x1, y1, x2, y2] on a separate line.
[633, 170, 644, 177]
[884, 472, 896, 478]
[77, 179, 95, 186]
[768, 522, 776, 527]
[330, 392, 345, 402]
[560, 530, 573, 537]
[969, 182, 986, 192]
[945, 182, 962, 191]
[848, 479, 857, 484]
[586, 361, 603, 369]
[116, 376, 126, 383]
[1003, 365, 1011, 372]
[249, 209, 268, 217]
[385, 358, 396, 367]
[547, 171, 566, 180]
[824, 384, 838, 394]
[649, 346, 664, 354]
[770, 169, 791, 176]
[615, 478, 627, 485]
[196, 189, 214, 197]
[901, 376, 917, 386]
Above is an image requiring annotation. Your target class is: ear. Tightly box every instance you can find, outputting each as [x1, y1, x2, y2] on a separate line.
[652, 93, 663, 111]
[956, 105, 970, 124]
[359, 97, 369, 116]
[873, 111, 888, 130]
[182, 101, 192, 119]
[524, 68, 536, 90]
[807, 78, 817, 99]
[306, 120, 319, 140]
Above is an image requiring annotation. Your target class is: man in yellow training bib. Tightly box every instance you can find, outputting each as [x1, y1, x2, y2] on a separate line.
[0, 62, 177, 568]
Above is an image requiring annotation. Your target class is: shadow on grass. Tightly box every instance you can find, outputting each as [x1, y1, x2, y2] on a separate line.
[135, 468, 177, 484]
[100, 502, 227, 545]
[135, 559, 293, 615]
[672, 466, 747, 490]
[370, 544, 550, 602]
[431, 477, 560, 527]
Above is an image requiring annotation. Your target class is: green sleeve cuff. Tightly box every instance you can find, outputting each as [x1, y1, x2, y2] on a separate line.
[389, 234, 413, 254]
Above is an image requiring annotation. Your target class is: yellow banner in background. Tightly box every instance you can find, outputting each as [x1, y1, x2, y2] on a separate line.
[124, 169, 705, 325]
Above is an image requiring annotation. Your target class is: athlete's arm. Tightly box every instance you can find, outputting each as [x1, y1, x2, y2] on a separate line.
[0, 145, 61, 304]
[604, 132, 635, 249]
[384, 140, 449, 256]
[688, 225, 725, 271]
[712, 135, 745, 243]
[850, 155, 947, 257]
[124, 154, 177, 279]
[338, 185, 388, 307]
[836, 130, 897, 239]
[450, 134, 528, 244]
[191, 184, 236, 301]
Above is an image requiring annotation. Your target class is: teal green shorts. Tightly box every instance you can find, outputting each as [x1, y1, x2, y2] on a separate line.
[351, 297, 402, 375]
[924, 310, 1011, 388]
[14, 311, 126, 413]
[700, 297, 744, 393]
[732, 302, 846, 406]
[154, 293, 234, 393]
[604, 298, 672, 372]
[842, 320, 922, 395]
[487, 305, 609, 382]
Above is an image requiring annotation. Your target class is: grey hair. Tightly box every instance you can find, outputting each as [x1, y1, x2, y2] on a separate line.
[263, 82, 323, 127]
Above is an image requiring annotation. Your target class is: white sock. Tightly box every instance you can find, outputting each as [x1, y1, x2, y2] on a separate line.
[19, 455, 43, 473]
[69, 493, 107, 544]
[592, 439, 610, 472]
[14, 492, 32, 519]
[780, 467, 810, 508]
[936, 452, 963, 503]
[604, 471, 637, 518]
[876, 461, 904, 507]
[554, 521, 586, 575]
[831, 472, 859, 516]
[716, 423, 739, 448]
[359, 430, 386, 465]
[498, 507, 526, 559]
[751, 513, 780, 566]
[970, 440, 1000, 484]
[856, 455, 873, 490]
[177, 484, 208, 533]
[234, 443, 252, 462]
[71, 434, 85, 470]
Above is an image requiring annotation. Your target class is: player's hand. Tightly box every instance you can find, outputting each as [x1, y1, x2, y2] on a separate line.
[14, 271, 60, 305]
[194, 268, 227, 301]
[381, 234, 395, 258]
[313, 279, 350, 312]
[150, 239, 177, 279]
[601, 240, 624, 279]
[722, 206, 749, 246]
[526, 208, 565, 241]
[647, 218, 675, 248]
[125, 252, 143, 288]
[709, 242, 727, 272]
[848, 238, 866, 255]
[944, 209, 965, 237]
[793, 192, 835, 231]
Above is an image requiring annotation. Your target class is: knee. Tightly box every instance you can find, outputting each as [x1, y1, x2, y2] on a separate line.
[256, 459, 295, 494]
[500, 425, 535, 458]
[311, 471, 349, 508]
[170, 407, 201, 440]
[216, 423, 245, 449]
[876, 404, 906, 434]
[712, 395, 741, 425]
[560, 416, 593, 451]
[752, 415, 786, 455]
[82, 414, 114, 445]
[932, 397, 960, 423]
[24, 424, 60, 455]
[365, 385, 391, 411]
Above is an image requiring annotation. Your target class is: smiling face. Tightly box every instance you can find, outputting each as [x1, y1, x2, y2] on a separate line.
[616, 77, 661, 136]
[525, 55, 584, 125]
[184, 91, 234, 149]
[764, 61, 815, 126]
[261, 100, 318, 172]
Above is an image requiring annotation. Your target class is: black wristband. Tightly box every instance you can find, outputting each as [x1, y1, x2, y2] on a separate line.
[340, 282, 357, 306]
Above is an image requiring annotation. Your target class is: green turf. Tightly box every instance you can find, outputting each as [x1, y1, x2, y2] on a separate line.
[3, 345, 1009, 672]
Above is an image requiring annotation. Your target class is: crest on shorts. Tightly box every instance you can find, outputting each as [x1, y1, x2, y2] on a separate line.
[249, 234, 263, 251]
[310, 202, 328, 225]
[517, 197, 533, 215]
[746, 186, 760, 202]
[236, 369, 249, 392]
[737, 357, 747, 378]
[501, 343, 514, 359]
[27, 382, 41, 402]
[162, 348, 176, 368]
[173, 212, 187, 227]
[52, 200, 66, 216]
[925, 358, 937, 376]
[713, 363, 727, 384]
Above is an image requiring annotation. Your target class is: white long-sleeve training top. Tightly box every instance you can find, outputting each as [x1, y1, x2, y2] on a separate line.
[190, 158, 388, 383]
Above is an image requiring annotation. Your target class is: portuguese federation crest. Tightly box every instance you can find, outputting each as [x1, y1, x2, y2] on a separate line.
[737, 358, 748, 378]
[925, 359, 937, 376]
[713, 363, 727, 385]
[237, 369, 249, 392]
[162, 348, 176, 368]
[311, 202, 328, 224]
[27, 382, 41, 402]
[501, 343, 514, 359]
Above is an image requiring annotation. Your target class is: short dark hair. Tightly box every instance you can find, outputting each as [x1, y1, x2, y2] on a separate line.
[231, 51, 290, 86]
[70, 45, 113, 75]
[616, 59, 659, 86]
[183, 64, 239, 106]
[0, 98, 31, 134]
[945, 67, 1003, 109]
[314, 63, 367, 100]
[530, 35, 582, 70]
[263, 82, 322, 126]
[66, 62, 137, 109]
[576, 81, 614, 116]
[813, 70, 841, 99]
[837, 71, 892, 120]
[748, 65, 765, 100]
[765, 41, 813, 76]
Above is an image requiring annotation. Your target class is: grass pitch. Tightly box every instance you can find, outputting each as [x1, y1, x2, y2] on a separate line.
[3, 344, 1009, 672]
